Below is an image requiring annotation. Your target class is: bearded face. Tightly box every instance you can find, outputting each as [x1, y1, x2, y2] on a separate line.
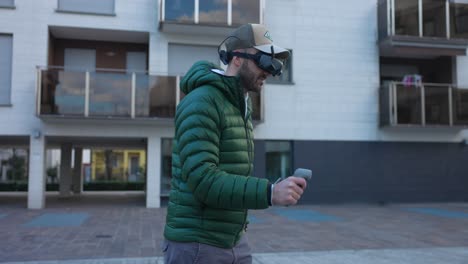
[238, 52, 270, 94]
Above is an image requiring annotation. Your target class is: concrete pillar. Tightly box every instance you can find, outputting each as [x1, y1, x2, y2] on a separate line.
[146, 136, 161, 208]
[28, 134, 46, 209]
[72, 147, 83, 194]
[1, 165, 7, 182]
[59, 143, 72, 196]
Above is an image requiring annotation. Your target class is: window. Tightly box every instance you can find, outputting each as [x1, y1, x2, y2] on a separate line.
[126, 52, 147, 73]
[164, 0, 194, 22]
[265, 141, 292, 182]
[57, 0, 115, 15]
[161, 138, 173, 196]
[267, 50, 293, 84]
[162, 0, 260, 25]
[0, 0, 14, 8]
[168, 44, 218, 75]
[86, 149, 146, 190]
[199, 0, 227, 25]
[232, 0, 260, 25]
[0, 34, 12, 105]
[0, 148, 28, 192]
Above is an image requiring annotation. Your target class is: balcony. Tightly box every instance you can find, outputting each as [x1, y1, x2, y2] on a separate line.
[37, 67, 263, 124]
[159, 0, 262, 35]
[380, 82, 468, 127]
[378, 0, 468, 57]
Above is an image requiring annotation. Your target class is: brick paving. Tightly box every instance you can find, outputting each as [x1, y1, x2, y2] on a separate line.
[1, 194, 468, 262]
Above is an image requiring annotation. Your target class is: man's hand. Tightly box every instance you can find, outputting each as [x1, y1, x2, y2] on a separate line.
[271, 176, 307, 206]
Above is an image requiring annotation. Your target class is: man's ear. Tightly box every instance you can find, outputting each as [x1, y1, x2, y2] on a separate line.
[231, 54, 243, 68]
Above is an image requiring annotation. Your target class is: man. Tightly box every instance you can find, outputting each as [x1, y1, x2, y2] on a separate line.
[163, 23, 307, 264]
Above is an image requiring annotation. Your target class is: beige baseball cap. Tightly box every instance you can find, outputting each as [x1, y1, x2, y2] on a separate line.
[225, 24, 290, 60]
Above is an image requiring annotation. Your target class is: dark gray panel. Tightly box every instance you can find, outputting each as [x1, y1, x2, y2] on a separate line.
[253, 140, 266, 178]
[258, 140, 468, 204]
[0, 136, 29, 146]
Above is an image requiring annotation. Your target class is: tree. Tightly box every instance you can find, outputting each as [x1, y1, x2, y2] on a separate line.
[46, 166, 58, 183]
[6, 150, 26, 181]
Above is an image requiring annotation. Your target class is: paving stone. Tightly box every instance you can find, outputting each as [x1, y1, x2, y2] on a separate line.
[1, 196, 468, 263]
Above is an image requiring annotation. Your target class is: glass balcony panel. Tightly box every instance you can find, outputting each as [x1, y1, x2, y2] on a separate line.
[232, 0, 260, 25]
[396, 83, 422, 124]
[423, 0, 447, 37]
[148, 76, 177, 118]
[199, 0, 227, 25]
[395, 0, 419, 36]
[424, 85, 450, 125]
[135, 73, 150, 117]
[453, 88, 468, 125]
[450, 2, 468, 39]
[43, 69, 86, 116]
[89, 72, 132, 117]
[164, 0, 194, 23]
[41, 69, 59, 115]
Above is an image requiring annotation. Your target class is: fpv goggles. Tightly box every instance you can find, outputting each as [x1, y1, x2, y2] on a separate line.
[231, 51, 284, 76]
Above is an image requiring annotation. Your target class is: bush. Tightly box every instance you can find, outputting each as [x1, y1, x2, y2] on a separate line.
[0, 182, 144, 191]
[0, 183, 17, 191]
[83, 181, 145, 191]
[0, 182, 28, 191]
[46, 183, 59, 191]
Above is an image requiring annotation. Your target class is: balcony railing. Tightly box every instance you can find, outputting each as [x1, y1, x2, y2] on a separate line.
[378, 0, 468, 56]
[37, 67, 263, 122]
[159, 0, 262, 31]
[380, 81, 468, 127]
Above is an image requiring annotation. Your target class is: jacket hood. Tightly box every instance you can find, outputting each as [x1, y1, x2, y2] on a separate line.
[180, 61, 244, 111]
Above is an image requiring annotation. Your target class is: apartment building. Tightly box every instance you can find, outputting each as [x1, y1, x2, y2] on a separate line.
[1, 0, 467, 209]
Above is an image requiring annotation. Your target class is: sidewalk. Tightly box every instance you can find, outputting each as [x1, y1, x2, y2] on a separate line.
[1, 194, 468, 263]
[3, 247, 468, 264]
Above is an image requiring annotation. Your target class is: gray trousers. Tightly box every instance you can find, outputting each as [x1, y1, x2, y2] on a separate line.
[162, 236, 252, 264]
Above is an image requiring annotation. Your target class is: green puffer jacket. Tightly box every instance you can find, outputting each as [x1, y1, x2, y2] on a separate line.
[164, 61, 271, 248]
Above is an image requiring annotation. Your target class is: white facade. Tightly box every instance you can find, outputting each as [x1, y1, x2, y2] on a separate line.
[1, 0, 468, 208]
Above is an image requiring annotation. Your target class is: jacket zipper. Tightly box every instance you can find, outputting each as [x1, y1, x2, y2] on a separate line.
[235, 101, 251, 243]
[244, 111, 252, 176]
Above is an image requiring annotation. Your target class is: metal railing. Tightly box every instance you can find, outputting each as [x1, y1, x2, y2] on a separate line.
[380, 81, 468, 127]
[159, 0, 263, 27]
[379, 0, 468, 40]
[36, 66, 263, 121]
[37, 66, 180, 119]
